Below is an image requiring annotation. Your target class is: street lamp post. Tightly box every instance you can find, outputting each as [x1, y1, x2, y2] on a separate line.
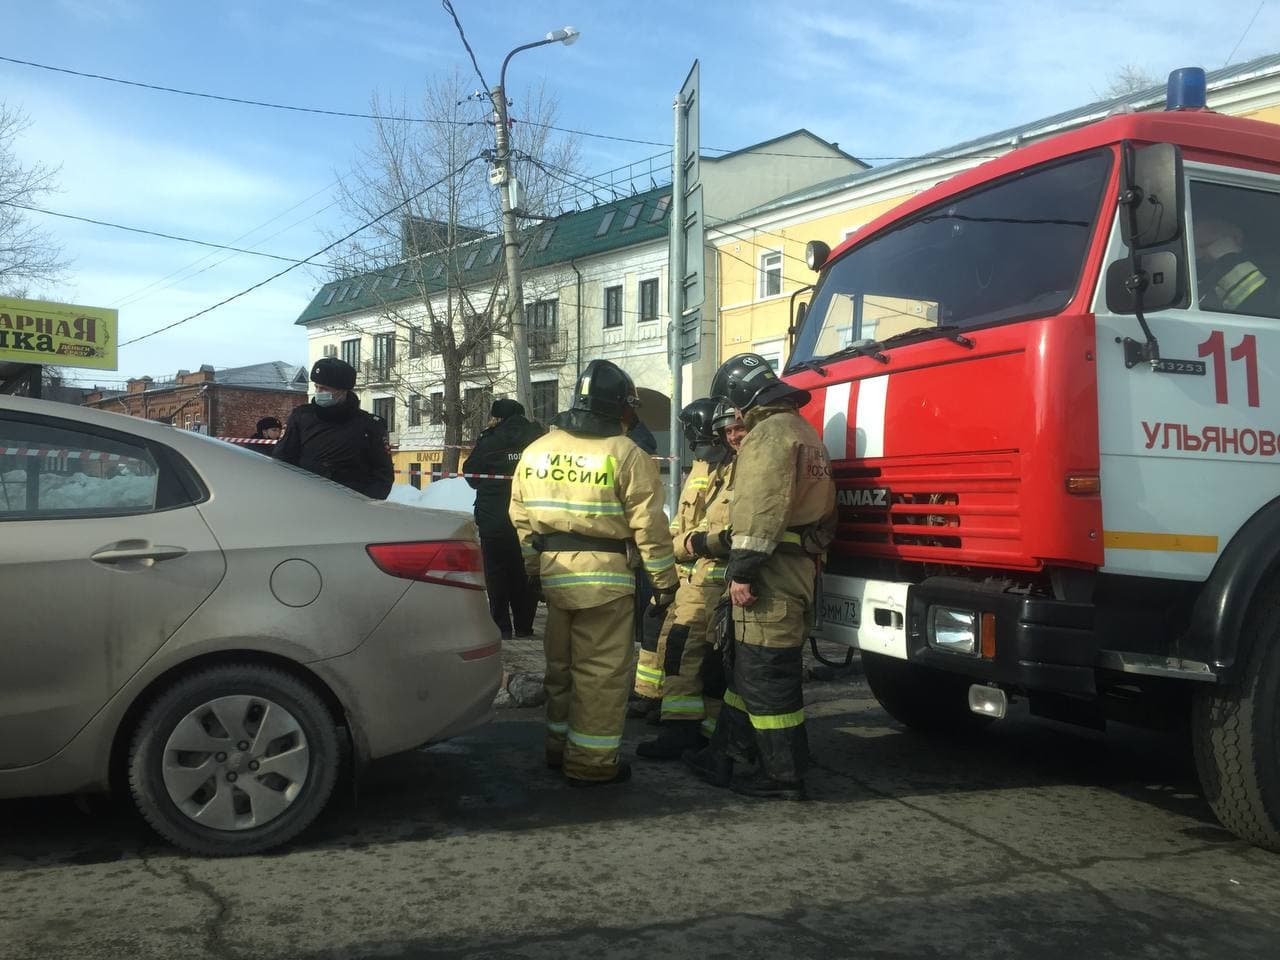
[491, 26, 579, 410]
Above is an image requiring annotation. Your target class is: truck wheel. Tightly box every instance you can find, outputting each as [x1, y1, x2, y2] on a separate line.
[128, 664, 341, 856]
[861, 651, 991, 734]
[1191, 592, 1280, 852]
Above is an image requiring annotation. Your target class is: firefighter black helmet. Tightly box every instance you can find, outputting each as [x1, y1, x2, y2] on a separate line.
[571, 359, 640, 419]
[711, 352, 810, 412]
[679, 398, 719, 450]
[711, 399, 741, 435]
[310, 356, 357, 391]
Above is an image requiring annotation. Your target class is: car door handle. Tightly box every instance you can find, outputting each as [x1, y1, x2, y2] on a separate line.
[91, 542, 189, 565]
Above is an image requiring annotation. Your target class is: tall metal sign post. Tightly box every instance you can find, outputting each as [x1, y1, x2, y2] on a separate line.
[667, 60, 704, 515]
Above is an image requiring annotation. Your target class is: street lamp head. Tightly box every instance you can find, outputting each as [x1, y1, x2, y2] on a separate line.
[546, 26, 580, 46]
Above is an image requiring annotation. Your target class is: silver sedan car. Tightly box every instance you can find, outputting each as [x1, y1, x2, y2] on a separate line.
[0, 395, 501, 855]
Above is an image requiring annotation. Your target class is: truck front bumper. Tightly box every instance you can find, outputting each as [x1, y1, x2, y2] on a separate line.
[820, 573, 1097, 697]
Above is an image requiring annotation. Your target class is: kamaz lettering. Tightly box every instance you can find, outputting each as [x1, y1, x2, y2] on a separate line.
[837, 488, 889, 508]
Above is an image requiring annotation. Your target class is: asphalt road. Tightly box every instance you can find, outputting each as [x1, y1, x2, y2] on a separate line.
[3, 673, 1280, 960]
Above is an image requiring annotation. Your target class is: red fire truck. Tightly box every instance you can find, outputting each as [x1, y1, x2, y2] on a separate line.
[787, 67, 1280, 849]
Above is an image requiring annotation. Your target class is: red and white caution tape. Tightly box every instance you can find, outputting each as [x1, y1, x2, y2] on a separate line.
[1, 446, 138, 463]
[218, 437, 276, 445]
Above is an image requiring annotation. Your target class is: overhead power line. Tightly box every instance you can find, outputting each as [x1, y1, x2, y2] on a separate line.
[0, 54, 982, 162]
[3, 201, 311, 264]
[117, 156, 483, 348]
[441, 0, 491, 94]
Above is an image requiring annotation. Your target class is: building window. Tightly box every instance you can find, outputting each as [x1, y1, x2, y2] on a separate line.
[537, 225, 556, 251]
[604, 285, 623, 328]
[372, 332, 395, 381]
[429, 392, 444, 424]
[531, 380, 558, 426]
[408, 326, 425, 360]
[486, 243, 501, 265]
[596, 209, 616, 237]
[639, 278, 659, 322]
[463, 248, 480, 270]
[323, 343, 338, 359]
[464, 315, 489, 368]
[760, 250, 783, 298]
[528, 300, 559, 361]
[340, 338, 360, 368]
[372, 397, 395, 434]
[621, 202, 642, 230]
[650, 195, 671, 222]
[322, 287, 338, 306]
[463, 387, 492, 442]
[408, 393, 422, 427]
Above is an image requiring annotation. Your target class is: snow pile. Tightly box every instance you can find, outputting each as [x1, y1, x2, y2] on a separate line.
[386, 477, 475, 512]
[0, 471, 156, 512]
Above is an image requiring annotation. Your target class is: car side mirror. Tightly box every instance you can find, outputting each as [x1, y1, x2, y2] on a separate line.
[1119, 142, 1184, 250]
[1105, 251, 1183, 314]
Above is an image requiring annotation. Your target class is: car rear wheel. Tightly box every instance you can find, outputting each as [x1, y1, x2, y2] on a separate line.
[862, 651, 992, 734]
[128, 664, 341, 856]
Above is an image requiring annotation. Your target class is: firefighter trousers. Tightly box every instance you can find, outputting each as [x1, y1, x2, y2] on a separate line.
[655, 579, 726, 735]
[710, 552, 815, 783]
[544, 594, 636, 781]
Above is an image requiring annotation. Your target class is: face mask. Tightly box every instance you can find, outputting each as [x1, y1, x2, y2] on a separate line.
[314, 390, 341, 407]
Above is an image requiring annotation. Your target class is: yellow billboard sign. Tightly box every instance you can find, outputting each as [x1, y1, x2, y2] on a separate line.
[0, 297, 118, 370]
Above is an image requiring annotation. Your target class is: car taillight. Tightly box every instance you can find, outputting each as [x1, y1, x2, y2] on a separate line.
[366, 541, 485, 590]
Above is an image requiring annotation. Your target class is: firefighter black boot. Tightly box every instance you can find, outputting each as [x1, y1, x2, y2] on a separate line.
[682, 745, 733, 788]
[636, 720, 704, 760]
[729, 771, 808, 802]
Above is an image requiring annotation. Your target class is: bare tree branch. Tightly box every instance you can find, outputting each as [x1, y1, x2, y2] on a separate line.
[320, 69, 580, 472]
[0, 103, 67, 295]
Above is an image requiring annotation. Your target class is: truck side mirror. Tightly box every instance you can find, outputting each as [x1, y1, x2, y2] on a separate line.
[1120, 142, 1184, 250]
[1105, 251, 1183, 314]
[788, 285, 814, 354]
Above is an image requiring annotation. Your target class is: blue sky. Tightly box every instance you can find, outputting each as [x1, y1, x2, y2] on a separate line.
[3, 0, 1279, 383]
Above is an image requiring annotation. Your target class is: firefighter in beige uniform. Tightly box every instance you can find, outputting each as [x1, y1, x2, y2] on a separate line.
[509, 359, 678, 786]
[634, 398, 734, 759]
[633, 408, 715, 702]
[685, 353, 836, 800]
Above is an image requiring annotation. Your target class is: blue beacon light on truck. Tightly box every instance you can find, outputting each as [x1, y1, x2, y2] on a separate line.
[1166, 66, 1207, 110]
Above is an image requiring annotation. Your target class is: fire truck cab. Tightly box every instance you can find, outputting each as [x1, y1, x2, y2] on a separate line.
[786, 68, 1280, 850]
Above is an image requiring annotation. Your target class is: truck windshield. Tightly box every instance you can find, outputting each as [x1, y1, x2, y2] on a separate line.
[791, 149, 1112, 366]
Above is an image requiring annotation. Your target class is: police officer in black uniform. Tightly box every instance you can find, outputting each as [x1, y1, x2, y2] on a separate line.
[274, 357, 394, 499]
[464, 398, 546, 639]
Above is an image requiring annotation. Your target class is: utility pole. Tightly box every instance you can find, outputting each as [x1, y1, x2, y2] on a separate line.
[491, 88, 532, 410]
[667, 61, 702, 516]
[488, 27, 580, 412]
[667, 93, 686, 517]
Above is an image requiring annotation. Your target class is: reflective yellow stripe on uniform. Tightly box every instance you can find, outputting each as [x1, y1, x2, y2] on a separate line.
[661, 695, 703, 715]
[678, 562, 696, 578]
[567, 728, 622, 750]
[547, 721, 569, 735]
[644, 552, 676, 574]
[723, 689, 804, 730]
[525, 499, 625, 515]
[700, 716, 718, 737]
[543, 571, 636, 588]
[636, 663, 664, 686]
[691, 477, 709, 490]
[703, 563, 727, 582]
[1218, 261, 1267, 311]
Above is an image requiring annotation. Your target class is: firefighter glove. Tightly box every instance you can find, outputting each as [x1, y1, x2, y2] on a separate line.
[647, 586, 678, 619]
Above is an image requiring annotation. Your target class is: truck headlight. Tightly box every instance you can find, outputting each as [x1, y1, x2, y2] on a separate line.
[928, 606, 978, 656]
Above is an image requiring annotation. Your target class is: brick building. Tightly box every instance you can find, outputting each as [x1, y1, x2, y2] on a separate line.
[83, 361, 308, 437]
